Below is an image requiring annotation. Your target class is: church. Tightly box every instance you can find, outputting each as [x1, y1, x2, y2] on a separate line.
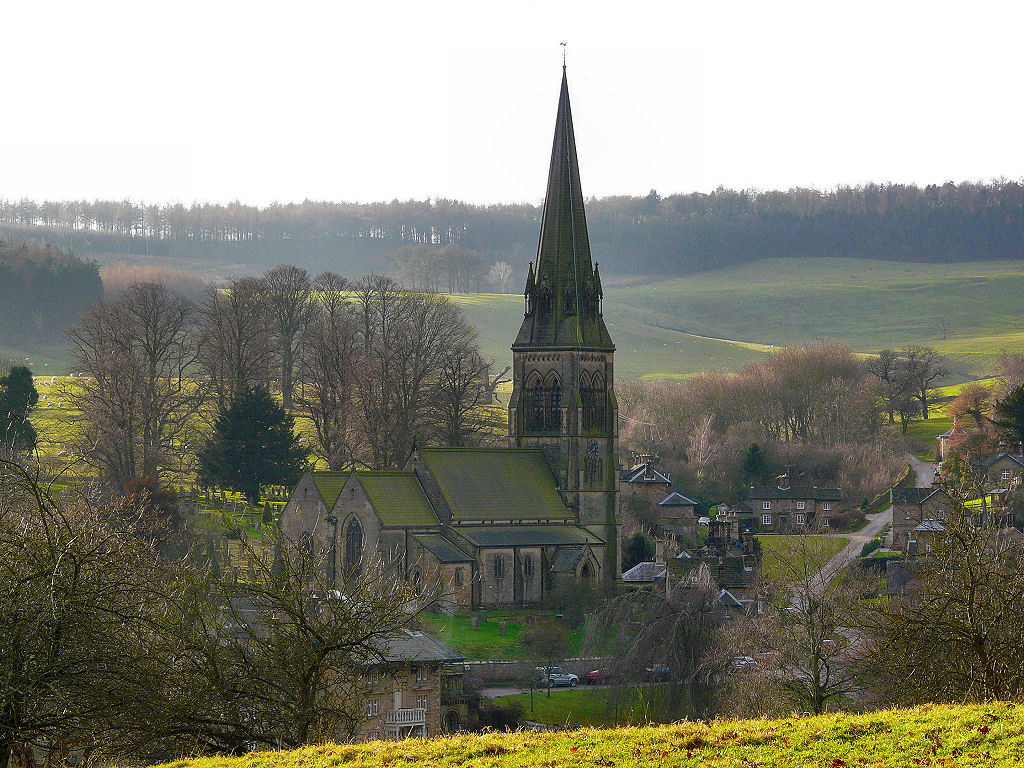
[279, 68, 621, 609]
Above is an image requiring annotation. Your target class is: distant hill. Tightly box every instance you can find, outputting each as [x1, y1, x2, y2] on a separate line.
[461, 257, 1024, 383]
[138, 703, 1022, 768]
[6, 180, 1024, 283]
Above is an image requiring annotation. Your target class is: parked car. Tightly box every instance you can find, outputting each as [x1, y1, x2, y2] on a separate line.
[643, 664, 671, 682]
[586, 667, 616, 685]
[731, 656, 758, 670]
[537, 667, 579, 687]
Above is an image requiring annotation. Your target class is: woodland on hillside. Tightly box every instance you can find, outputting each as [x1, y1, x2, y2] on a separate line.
[5, 180, 1024, 282]
[0, 241, 101, 345]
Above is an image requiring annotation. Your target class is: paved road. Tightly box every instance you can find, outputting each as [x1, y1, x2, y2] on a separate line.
[906, 452, 935, 488]
[800, 454, 932, 602]
[802, 506, 893, 601]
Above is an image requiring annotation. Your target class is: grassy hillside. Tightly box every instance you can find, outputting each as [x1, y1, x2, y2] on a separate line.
[460, 257, 1024, 382]
[10, 256, 1024, 380]
[149, 703, 1024, 768]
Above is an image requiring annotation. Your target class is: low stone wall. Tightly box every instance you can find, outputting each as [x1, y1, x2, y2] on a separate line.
[465, 657, 610, 684]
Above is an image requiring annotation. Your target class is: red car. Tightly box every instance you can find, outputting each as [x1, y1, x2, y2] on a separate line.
[586, 668, 616, 685]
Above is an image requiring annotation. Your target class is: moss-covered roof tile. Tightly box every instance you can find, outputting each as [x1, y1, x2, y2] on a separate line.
[420, 448, 572, 522]
[356, 472, 439, 528]
[310, 472, 349, 508]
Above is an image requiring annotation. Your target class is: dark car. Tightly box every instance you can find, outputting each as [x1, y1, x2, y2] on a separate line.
[586, 667, 616, 685]
[644, 664, 671, 682]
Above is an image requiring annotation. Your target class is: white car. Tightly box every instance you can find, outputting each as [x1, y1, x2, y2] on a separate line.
[731, 656, 758, 670]
[538, 667, 579, 687]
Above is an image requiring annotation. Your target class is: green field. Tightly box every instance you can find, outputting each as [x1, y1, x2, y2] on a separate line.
[143, 703, 1024, 767]
[498, 686, 676, 728]
[458, 257, 1024, 381]
[419, 611, 582, 661]
[9, 257, 1024, 382]
[756, 535, 849, 582]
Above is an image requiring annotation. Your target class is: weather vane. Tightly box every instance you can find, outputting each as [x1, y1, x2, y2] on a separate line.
[560, 41, 567, 68]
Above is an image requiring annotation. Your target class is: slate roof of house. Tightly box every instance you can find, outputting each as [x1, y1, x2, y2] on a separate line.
[420, 448, 572, 522]
[621, 561, 668, 582]
[892, 486, 948, 505]
[914, 519, 947, 533]
[412, 534, 473, 563]
[454, 524, 602, 548]
[621, 464, 672, 485]
[309, 472, 348, 509]
[971, 453, 1024, 469]
[374, 629, 466, 665]
[659, 491, 697, 507]
[355, 472, 439, 528]
[550, 545, 586, 573]
[749, 485, 841, 502]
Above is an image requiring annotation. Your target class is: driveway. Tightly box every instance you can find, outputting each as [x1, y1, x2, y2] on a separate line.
[799, 506, 893, 602]
[799, 453, 933, 602]
[906, 452, 935, 488]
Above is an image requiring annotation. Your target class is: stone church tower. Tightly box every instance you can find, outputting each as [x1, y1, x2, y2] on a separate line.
[509, 67, 620, 581]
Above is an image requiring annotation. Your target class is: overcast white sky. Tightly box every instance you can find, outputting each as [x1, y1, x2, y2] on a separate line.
[3, 0, 1022, 206]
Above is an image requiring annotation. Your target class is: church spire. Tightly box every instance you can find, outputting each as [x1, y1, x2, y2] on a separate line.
[514, 68, 613, 352]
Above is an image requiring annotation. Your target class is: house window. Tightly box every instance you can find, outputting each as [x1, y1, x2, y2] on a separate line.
[1002, 470, 1011, 481]
[367, 670, 379, 685]
[762, 501, 771, 510]
[822, 517, 831, 528]
[822, 502, 832, 511]
[493, 556, 504, 580]
[366, 698, 379, 717]
[453, 567, 463, 587]
[762, 514, 772, 526]
[416, 667, 428, 683]
[796, 501, 805, 510]
[523, 554, 535, 579]
[416, 695, 428, 710]
[796, 513, 806, 525]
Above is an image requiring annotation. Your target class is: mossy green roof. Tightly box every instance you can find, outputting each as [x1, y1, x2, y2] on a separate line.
[455, 525, 602, 548]
[310, 472, 348, 508]
[355, 472, 439, 528]
[412, 534, 474, 563]
[420, 448, 572, 522]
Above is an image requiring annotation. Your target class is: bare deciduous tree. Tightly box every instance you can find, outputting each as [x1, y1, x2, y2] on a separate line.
[903, 344, 949, 419]
[858, 482, 1024, 705]
[727, 536, 865, 715]
[66, 282, 204, 485]
[260, 265, 314, 411]
[197, 276, 273, 412]
[487, 260, 514, 293]
[296, 272, 358, 469]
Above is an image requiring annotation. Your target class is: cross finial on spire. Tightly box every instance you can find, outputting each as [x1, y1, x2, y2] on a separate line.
[560, 41, 567, 69]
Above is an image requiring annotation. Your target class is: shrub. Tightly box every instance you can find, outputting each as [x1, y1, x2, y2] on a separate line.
[477, 698, 524, 730]
[860, 537, 882, 557]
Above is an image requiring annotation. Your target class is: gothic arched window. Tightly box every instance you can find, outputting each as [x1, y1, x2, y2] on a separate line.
[546, 380, 562, 432]
[344, 517, 363, 575]
[582, 372, 606, 432]
[526, 375, 544, 433]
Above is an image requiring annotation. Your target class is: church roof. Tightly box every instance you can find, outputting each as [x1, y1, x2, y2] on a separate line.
[412, 534, 474, 563]
[420, 447, 573, 522]
[454, 524, 602, 548]
[310, 472, 348, 509]
[355, 472, 440, 528]
[514, 68, 613, 352]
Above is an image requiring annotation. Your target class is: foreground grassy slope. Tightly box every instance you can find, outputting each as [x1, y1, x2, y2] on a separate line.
[459, 257, 1024, 381]
[153, 703, 1024, 768]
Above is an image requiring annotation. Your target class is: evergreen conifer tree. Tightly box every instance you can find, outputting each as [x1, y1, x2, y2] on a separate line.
[198, 386, 307, 505]
[0, 365, 38, 452]
[993, 384, 1024, 447]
